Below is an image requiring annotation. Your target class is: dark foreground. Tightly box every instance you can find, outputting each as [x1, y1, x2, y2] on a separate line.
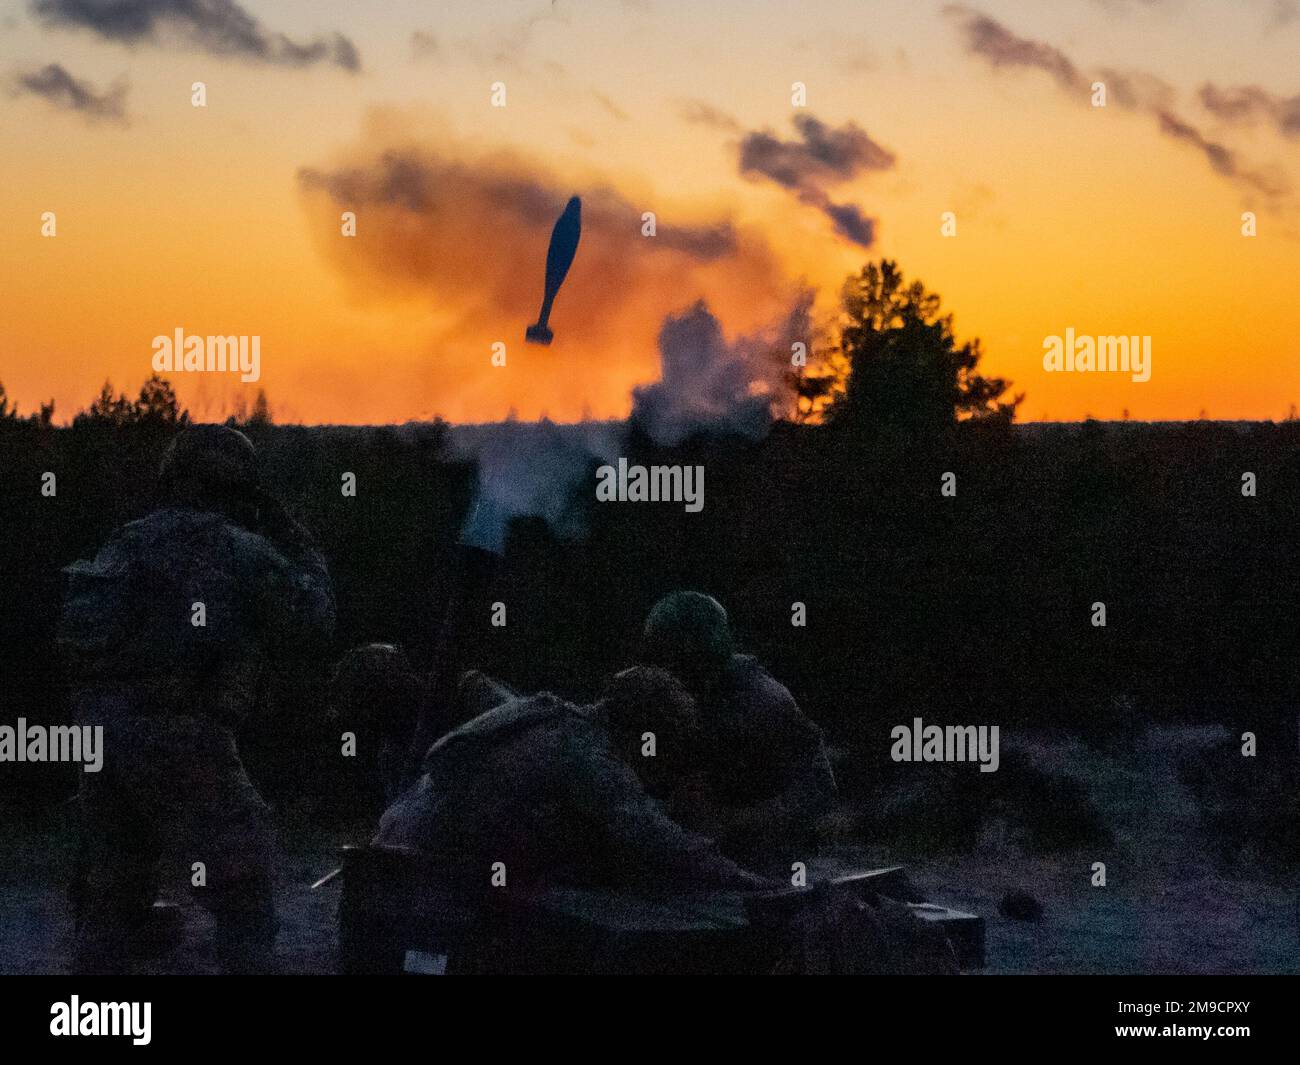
[2, 727, 1295, 976]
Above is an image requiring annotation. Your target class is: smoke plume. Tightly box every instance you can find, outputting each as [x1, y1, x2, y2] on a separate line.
[297, 112, 801, 424]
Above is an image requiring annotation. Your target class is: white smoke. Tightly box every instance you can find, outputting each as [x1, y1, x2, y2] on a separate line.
[631, 295, 810, 446]
[449, 418, 623, 553]
[450, 296, 811, 552]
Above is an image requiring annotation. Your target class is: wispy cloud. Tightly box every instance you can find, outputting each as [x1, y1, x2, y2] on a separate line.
[947, 5, 1287, 199]
[1200, 82, 1300, 139]
[11, 62, 128, 124]
[299, 149, 740, 262]
[739, 114, 895, 189]
[31, 0, 361, 72]
[953, 8, 1085, 92]
[677, 98, 742, 133]
[736, 114, 895, 248]
[1153, 109, 1281, 196]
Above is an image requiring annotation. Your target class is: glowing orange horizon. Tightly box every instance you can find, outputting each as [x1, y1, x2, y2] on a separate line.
[3, 3, 1297, 425]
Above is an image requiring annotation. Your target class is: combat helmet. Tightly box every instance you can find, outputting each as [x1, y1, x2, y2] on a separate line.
[641, 591, 735, 695]
[159, 424, 258, 514]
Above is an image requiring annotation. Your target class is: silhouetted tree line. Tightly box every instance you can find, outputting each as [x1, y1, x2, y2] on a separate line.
[0, 381, 55, 427]
[791, 259, 1020, 429]
[2, 262, 1295, 860]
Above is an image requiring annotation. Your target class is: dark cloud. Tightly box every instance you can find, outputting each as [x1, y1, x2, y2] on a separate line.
[1095, 66, 1176, 111]
[1155, 110, 1283, 195]
[1155, 121, 1280, 196]
[299, 151, 441, 213]
[1156, 110, 1237, 175]
[654, 221, 737, 259]
[31, 0, 361, 71]
[11, 63, 128, 123]
[950, 4, 1177, 110]
[822, 201, 876, 247]
[298, 150, 737, 260]
[948, 6, 1288, 199]
[682, 103, 893, 245]
[736, 114, 893, 248]
[1200, 82, 1300, 138]
[950, 7, 1085, 93]
[739, 114, 895, 191]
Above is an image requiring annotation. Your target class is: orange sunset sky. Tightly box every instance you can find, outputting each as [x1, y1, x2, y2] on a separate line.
[1, 0, 1298, 424]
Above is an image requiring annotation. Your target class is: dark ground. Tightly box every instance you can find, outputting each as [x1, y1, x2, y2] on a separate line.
[2, 726, 1294, 975]
[3, 417, 1299, 973]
